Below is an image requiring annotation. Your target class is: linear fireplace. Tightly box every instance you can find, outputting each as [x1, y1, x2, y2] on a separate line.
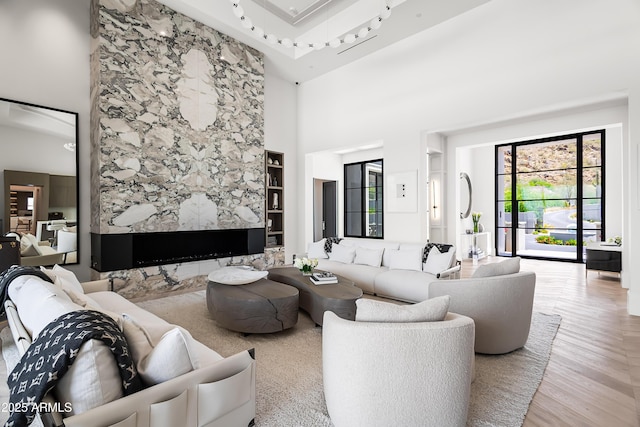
[91, 228, 265, 272]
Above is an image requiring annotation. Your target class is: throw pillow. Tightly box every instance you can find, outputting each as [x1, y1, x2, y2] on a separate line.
[40, 264, 86, 295]
[423, 246, 454, 275]
[307, 239, 328, 259]
[328, 243, 356, 264]
[207, 266, 268, 285]
[387, 248, 422, 271]
[55, 339, 123, 416]
[20, 234, 41, 256]
[422, 243, 453, 263]
[122, 315, 200, 385]
[138, 327, 200, 385]
[353, 246, 384, 267]
[7, 275, 76, 337]
[355, 295, 451, 322]
[472, 257, 521, 278]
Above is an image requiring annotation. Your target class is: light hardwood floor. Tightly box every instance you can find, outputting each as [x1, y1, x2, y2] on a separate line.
[0, 258, 639, 426]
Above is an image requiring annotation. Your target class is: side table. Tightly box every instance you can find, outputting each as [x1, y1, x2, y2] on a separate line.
[585, 242, 621, 277]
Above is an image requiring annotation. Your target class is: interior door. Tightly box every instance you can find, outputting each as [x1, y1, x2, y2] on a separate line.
[322, 181, 337, 238]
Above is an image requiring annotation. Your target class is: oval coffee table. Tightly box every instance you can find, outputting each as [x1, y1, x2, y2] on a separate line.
[267, 267, 363, 326]
[207, 278, 299, 334]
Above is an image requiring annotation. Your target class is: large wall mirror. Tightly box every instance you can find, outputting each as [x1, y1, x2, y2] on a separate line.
[0, 97, 79, 265]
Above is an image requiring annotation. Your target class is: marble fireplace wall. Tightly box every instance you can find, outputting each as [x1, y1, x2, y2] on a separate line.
[90, 0, 275, 298]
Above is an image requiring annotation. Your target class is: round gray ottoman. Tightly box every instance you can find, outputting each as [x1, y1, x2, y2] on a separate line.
[206, 278, 299, 334]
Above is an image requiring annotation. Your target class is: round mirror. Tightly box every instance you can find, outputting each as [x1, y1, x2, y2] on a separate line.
[460, 172, 472, 219]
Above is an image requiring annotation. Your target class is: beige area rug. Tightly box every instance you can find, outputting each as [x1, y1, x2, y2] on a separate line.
[1, 291, 561, 427]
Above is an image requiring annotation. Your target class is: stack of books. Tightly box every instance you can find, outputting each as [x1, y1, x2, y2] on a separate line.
[309, 271, 338, 285]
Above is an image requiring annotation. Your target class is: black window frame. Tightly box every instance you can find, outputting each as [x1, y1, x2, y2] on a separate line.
[495, 129, 605, 262]
[344, 159, 384, 239]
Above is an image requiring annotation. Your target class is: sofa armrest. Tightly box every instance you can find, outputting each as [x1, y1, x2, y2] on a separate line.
[81, 279, 111, 294]
[61, 350, 256, 427]
[436, 263, 461, 279]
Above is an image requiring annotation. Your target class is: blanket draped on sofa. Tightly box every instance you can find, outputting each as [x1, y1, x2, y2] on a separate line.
[6, 310, 143, 427]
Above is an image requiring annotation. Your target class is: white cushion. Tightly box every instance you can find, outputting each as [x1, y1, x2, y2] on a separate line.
[472, 257, 521, 278]
[423, 247, 455, 275]
[387, 248, 423, 271]
[7, 275, 77, 337]
[328, 244, 356, 264]
[138, 328, 200, 385]
[56, 229, 78, 253]
[41, 264, 85, 295]
[207, 266, 267, 285]
[353, 246, 383, 268]
[20, 233, 41, 256]
[122, 314, 199, 385]
[307, 239, 328, 259]
[56, 339, 123, 416]
[355, 295, 450, 322]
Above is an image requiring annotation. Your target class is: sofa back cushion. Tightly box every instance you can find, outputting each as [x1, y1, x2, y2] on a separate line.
[387, 248, 423, 272]
[355, 295, 450, 322]
[472, 257, 521, 278]
[328, 243, 356, 264]
[353, 246, 384, 267]
[307, 239, 329, 259]
[423, 243, 454, 264]
[423, 247, 456, 275]
[340, 239, 400, 267]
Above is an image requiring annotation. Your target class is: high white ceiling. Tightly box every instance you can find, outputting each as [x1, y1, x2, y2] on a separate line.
[157, 0, 490, 82]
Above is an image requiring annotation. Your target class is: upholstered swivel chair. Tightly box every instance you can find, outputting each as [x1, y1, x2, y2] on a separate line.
[429, 270, 536, 354]
[322, 311, 475, 427]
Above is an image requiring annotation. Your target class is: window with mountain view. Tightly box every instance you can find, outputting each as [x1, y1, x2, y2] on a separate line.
[496, 130, 604, 261]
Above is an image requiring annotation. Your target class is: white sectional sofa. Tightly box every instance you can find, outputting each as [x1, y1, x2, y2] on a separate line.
[3, 266, 256, 427]
[309, 238, 460, 303]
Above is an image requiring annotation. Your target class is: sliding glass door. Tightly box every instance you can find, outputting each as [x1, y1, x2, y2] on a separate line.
[496, 131, 604, 261]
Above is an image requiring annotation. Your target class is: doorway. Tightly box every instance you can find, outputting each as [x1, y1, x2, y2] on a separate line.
[9, 184, 40, 235]
[313, 179, 337, 241]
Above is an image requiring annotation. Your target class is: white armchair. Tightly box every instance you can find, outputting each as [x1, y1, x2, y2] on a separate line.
[322, 310, 475, 427]
[429, 270, 536, 354]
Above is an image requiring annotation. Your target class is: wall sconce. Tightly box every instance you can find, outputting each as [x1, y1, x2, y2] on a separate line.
[431, 179, 440, 221]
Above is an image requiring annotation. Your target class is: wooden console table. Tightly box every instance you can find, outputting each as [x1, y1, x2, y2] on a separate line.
[585, 242, 621, 276]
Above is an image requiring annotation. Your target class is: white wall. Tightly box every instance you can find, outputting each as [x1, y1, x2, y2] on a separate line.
[264, 63, 298, 263]
[0, 0, 91, 280]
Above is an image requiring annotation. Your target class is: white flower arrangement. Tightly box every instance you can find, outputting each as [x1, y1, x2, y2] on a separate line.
[294, 257, 318, 274]
[607, 236, 622, 246]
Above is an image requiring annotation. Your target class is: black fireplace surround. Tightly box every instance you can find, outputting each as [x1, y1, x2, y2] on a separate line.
[91, 228, 265, 272]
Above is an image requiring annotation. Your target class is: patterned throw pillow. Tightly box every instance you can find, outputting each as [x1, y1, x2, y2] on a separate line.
[422, 243, 453, 264]
[324, 237, 343, 253]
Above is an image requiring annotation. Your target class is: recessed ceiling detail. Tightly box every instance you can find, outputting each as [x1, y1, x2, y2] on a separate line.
[251, 0, 350, 26]
[232, 0, 392, 49]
